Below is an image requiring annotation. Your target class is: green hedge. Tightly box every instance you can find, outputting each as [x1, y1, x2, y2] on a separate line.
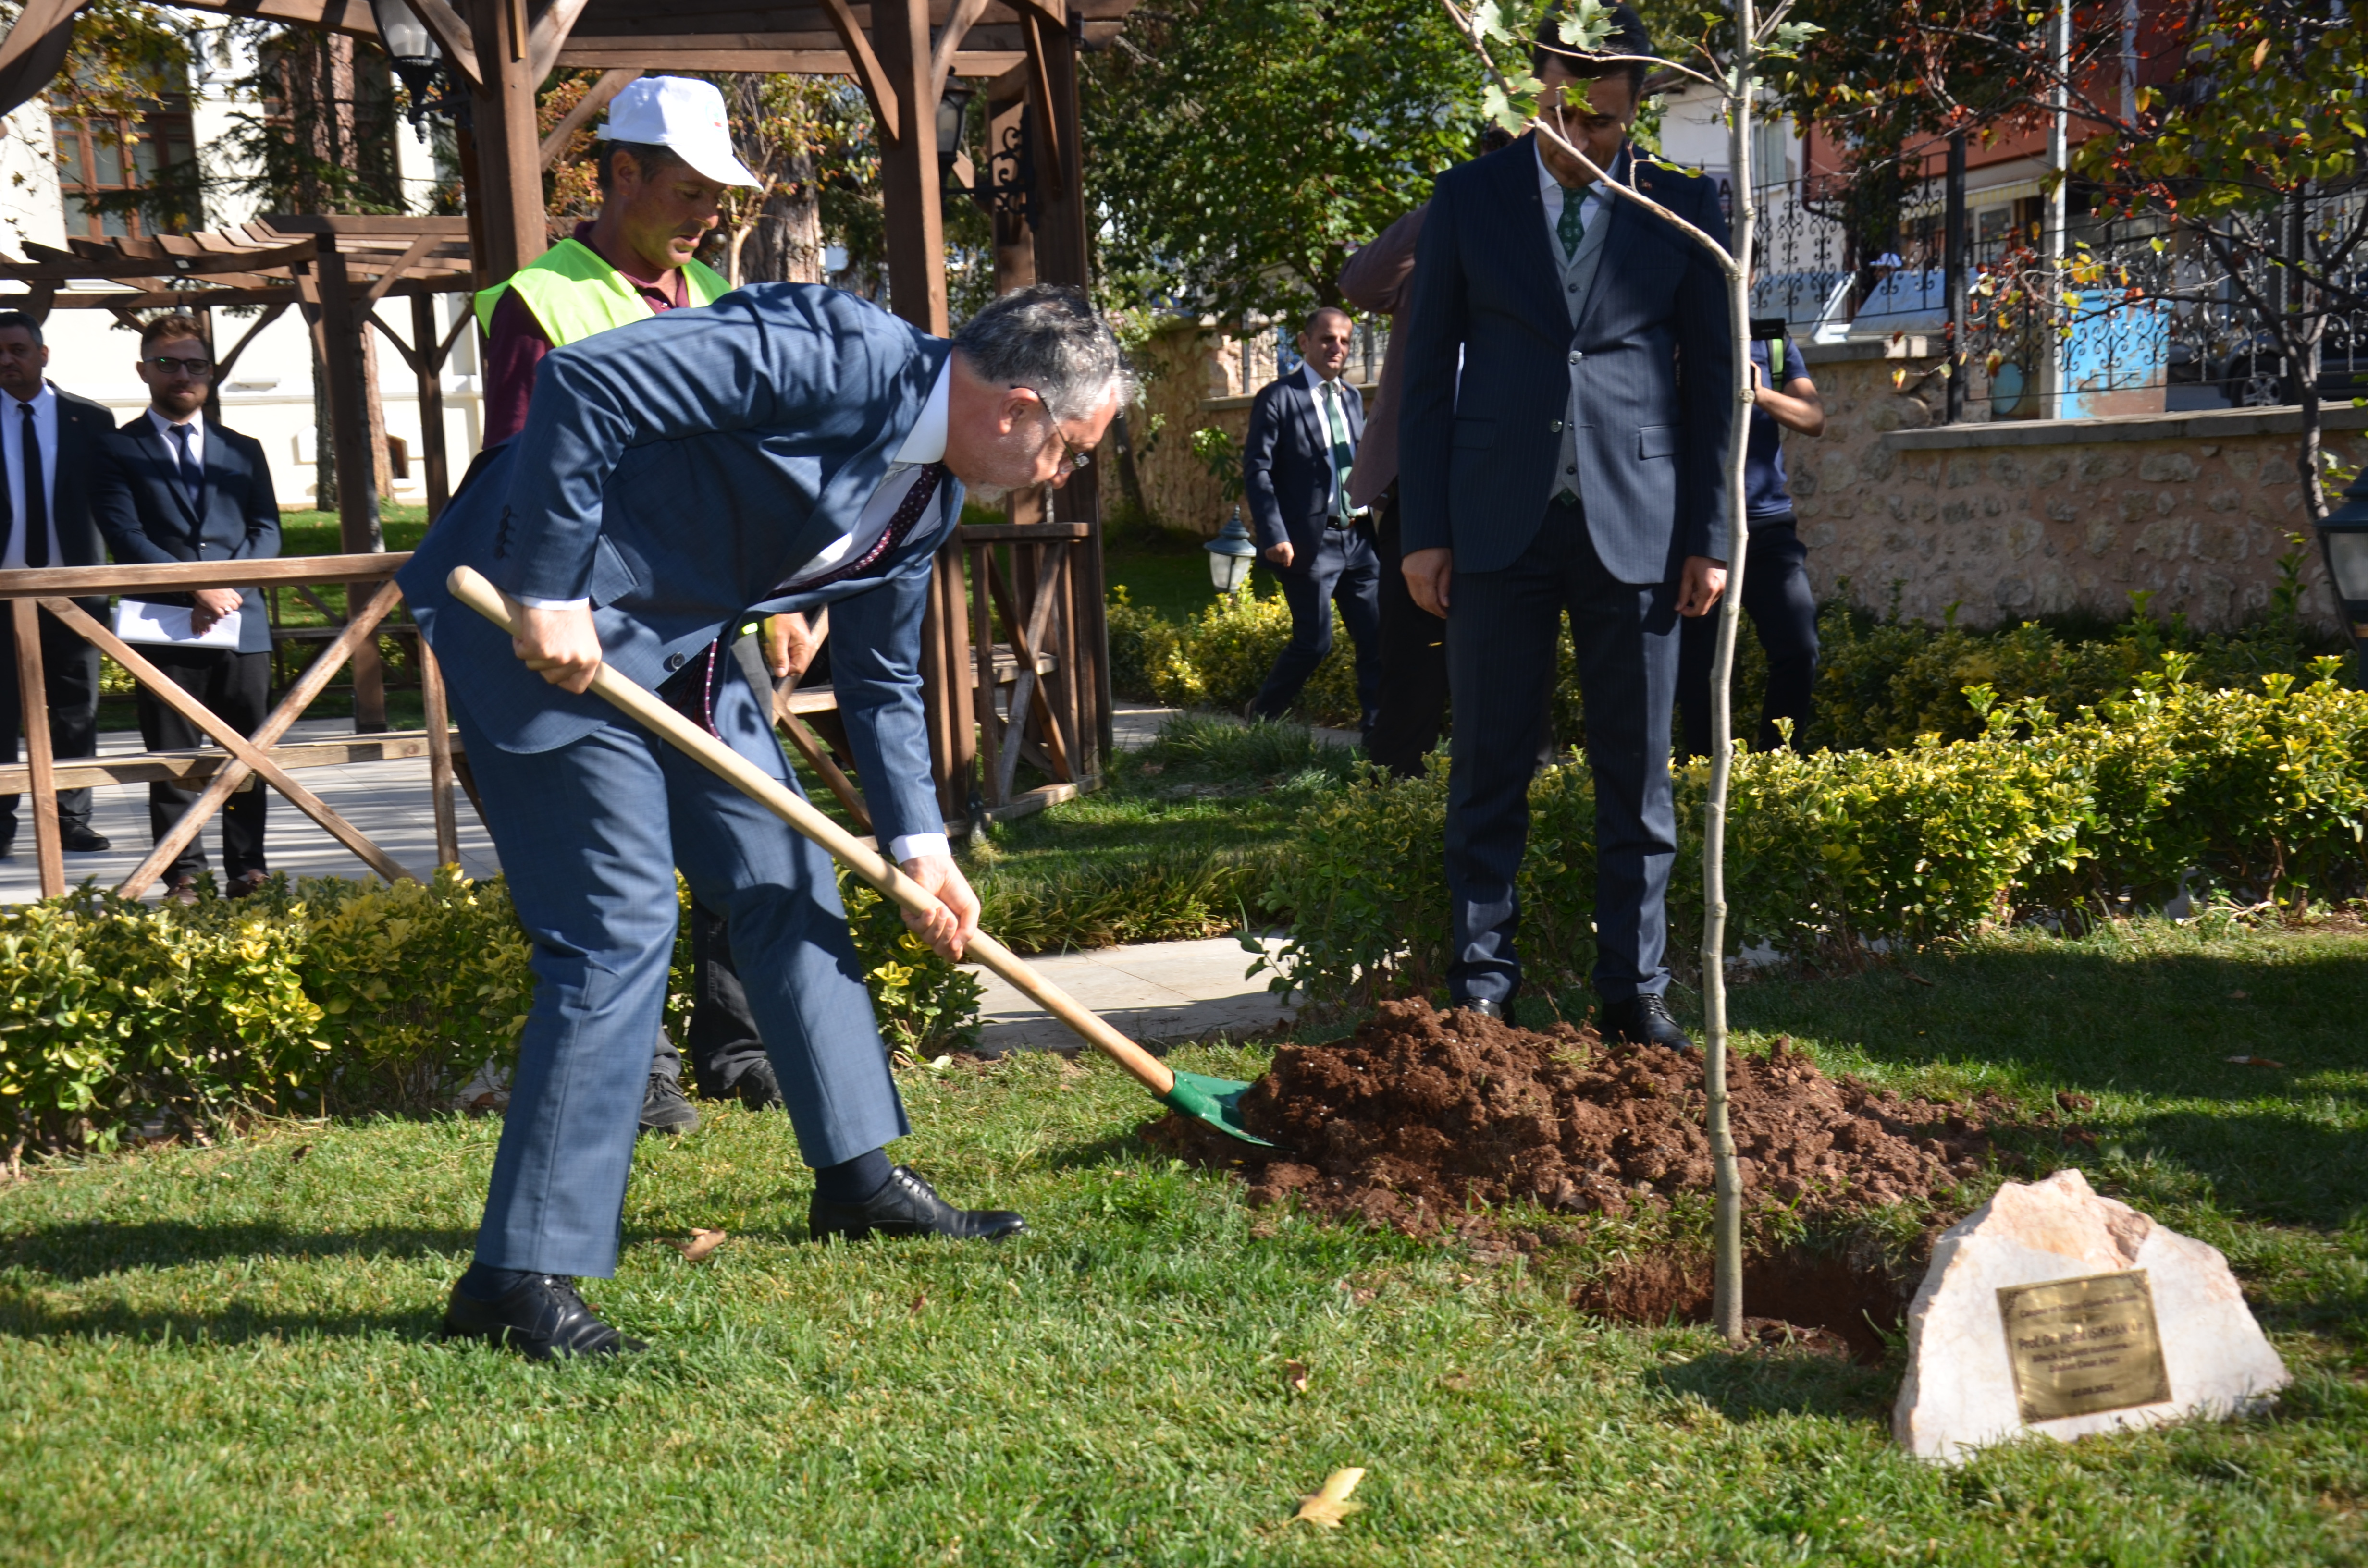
[1109, 584, 1365, 725]
[1260, 660, 2368, 1009]
[0, 867, 981, 1164]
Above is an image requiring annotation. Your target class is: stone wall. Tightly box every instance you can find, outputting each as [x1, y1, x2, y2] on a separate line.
[1789, 341, 2367, 633]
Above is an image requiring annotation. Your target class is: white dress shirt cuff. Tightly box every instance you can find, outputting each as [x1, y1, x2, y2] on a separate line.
[512, 596, 591, 610]
[889, 832, 951, 863]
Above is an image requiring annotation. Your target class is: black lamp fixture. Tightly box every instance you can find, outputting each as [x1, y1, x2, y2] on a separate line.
[936, 80, 974, 184]
[1204, 508, 1258, 594]
[2315, 468, 2368, 675]
[369, 0, 446, 129]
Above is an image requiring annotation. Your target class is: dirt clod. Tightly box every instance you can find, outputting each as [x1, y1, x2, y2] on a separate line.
[1151, 997, 2001, 1237]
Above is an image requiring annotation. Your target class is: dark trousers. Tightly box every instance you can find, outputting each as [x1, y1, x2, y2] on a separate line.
[139, 645, 271, 884]
[1250, 523, 1383, 729]
[683, 901, 773, 1096]
[1366, 488, 1452, 777]
[0, 598, 103, 840]
[1445, 498, 1680, 1008]
[1677, 517, 1820, 758]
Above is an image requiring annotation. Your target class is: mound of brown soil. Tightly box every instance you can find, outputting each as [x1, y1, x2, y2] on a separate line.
[1150, 997, 2003, 1237]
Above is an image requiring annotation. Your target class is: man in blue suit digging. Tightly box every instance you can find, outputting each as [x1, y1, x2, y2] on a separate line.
[401, 284, 1129, 1359]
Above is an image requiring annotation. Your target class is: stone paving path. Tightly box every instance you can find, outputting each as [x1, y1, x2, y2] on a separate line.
[0, 698, 1316, 1048]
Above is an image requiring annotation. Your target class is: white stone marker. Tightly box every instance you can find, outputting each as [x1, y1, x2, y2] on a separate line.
[1895, 1167, 2288, 1463]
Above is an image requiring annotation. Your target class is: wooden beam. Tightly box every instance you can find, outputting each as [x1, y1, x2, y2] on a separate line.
[876, 0, 944, 330]
[0, 730, 462, 793]
[408, 0, 481, 83]
[539, 67, 641, 169]
[0, 554, 407, 599]
[9, 599, 62, 898]
[553, 45, 1023, 76]
[467, 0, 548, 283]
[526, 0, 592, 83]
[930, 0, 992, 103]
[819, 0, 900, 144]
[358, 231, 441, 312]
[149, 0, 377, 39]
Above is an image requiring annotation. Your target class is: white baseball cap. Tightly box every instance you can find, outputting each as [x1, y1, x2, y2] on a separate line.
[599, 76, 761, 188]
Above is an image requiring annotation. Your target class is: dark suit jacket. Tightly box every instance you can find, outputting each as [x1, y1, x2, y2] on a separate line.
[1398, 137, 1735, 583]
[93, 414, 282, 653]
[2, 386, 117, 571]
[400, 283, 959, 854]
[1243, 367, 1365, 562]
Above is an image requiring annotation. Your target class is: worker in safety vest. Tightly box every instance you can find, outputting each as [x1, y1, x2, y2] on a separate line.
[478, 74, 812, 1137]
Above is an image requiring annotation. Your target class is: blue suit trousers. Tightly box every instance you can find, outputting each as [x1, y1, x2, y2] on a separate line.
[455, 665, 909, 1279]
[1445, 497, 1680, 1008]
[1250, 523, 1382, 729]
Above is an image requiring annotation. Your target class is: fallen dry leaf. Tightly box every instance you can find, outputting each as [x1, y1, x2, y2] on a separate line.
[668, 1227, 728, 1262]
[909, 1292, 928, 1316]
[1285, 1359, 1309, 1393]
[1292, 1468, 1366, 1529]
[288, 1144, 311, 1164]
[2226, 1055, 2286, 1070]
[1903, 970, 1936, 988]
[2229, 990, 2249, 1000]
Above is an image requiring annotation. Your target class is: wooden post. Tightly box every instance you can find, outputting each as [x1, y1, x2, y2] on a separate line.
[466, 0, 548, 288]
[984, 77, 1036, 295]
[411, 292, 452, 522]
[10, 600, 61, 899]
[418, 638, 461, 869]
[874, 0, 947, 335]
[311, 237, 389, 732]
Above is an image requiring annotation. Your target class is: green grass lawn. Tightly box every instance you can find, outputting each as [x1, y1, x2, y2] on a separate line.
[2, 916, 2364, 1565]
[1105, 529, 1290, 624]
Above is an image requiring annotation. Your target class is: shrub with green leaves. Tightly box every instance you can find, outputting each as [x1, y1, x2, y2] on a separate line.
[1118, 580, 1364, 725]
[1262, 664, 2368, 1008]
[0, 866, 985, 1162]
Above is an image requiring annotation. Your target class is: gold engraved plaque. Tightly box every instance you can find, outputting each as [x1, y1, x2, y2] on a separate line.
[1998, 1269, 2172, 1424]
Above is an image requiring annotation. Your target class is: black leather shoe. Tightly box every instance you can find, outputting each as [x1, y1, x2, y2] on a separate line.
[439, 1274, 646, 1360]
[60, 825, 110, 853]
[733, 1059, 784, 1111]
[1603, 993, 1697, 1052]
[810, 1164, 1027, 1243]
[639, 1073, 699, 1137]
[1457, 998, 1505, 1020]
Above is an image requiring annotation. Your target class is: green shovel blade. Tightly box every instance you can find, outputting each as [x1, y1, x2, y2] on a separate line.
[1157, 1068, 1272, 1146]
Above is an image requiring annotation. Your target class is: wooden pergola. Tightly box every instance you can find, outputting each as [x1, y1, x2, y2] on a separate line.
[0, 0, 1132, 827]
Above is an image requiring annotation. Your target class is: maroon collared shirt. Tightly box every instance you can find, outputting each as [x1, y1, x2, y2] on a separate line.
[481, 220, 693, 447]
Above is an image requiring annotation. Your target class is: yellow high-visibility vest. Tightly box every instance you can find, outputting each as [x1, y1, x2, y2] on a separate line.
[473, 237, 730, 345]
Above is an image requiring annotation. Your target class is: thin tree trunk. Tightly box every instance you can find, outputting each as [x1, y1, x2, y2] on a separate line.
[1701, 11, 1759, 1351]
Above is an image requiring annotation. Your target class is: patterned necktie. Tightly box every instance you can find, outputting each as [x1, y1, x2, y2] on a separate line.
[1320, 381, 1355, 521]
[18, 402, 47, 568]
[167, 422, 202, 511]
[1557, 186, 1589, 262]
[800, 462, 946, 591]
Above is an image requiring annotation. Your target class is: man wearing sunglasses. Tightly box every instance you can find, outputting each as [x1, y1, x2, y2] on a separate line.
[92, 313, 282, 902]
[0, 309, 117, 858]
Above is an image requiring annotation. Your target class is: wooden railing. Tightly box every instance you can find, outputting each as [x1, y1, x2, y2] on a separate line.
[0, 554, 461, 900]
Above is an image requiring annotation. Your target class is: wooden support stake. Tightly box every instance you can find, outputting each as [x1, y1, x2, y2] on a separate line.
[411, 292, 452, 521]
[10, 600, 61, 899]
[418, 638, 461, 868]
[969, 543, 1004, 803]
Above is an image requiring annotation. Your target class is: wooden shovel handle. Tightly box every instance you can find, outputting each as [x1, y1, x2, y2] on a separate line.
[447, 567, 1178, 1097]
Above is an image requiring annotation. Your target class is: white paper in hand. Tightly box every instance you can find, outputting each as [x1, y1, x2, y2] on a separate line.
[113, 598, 242, 650]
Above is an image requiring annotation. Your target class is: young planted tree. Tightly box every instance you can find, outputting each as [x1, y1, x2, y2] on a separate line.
[1432, 0, 1818, 1344]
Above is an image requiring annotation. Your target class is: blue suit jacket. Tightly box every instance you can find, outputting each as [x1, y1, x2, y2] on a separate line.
[399, 283, 960, 853]
[93, 415, 282, 653]
[1243, 368, 1365, 561]
[1398, 137, 1735, 583]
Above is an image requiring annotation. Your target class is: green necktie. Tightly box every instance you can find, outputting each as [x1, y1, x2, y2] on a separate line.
[1557, 187, 1588, 261]
[1320, 381, 1355, 519]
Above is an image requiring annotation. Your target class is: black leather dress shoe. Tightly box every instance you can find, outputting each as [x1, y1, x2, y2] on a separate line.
[1457, 998, 1505, 1020]
[1603, 993, 1697, 1052]
[733, 1059, 785, 1111]
[810, 1165, 1027, 1243]
[440, 1274, 646, 1360]
[60, 825, 110, 853]
[639, 1072, 699, 1136]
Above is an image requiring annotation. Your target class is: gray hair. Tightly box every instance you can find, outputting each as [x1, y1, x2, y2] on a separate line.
[952, 284, 1135, 422]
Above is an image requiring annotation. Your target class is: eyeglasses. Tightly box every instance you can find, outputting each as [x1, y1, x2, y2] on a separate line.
[1017, 387, 1093, 475]
[145, 355, 214, 379]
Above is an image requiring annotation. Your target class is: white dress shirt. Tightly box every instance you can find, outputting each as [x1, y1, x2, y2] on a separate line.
[1537, 143, 1613, 264]
[0, 382, 62, 569]
[1300, 361, 1359, 518]
[148, 405, 205, 472]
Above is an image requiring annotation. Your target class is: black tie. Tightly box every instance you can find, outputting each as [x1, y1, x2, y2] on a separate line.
[168, 422, 202, 512]
[18, 402, 47, 568]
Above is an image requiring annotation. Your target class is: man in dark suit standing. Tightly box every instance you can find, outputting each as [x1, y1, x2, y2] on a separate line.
[1243, 306, 1381, 735]
[399, 283, 1126, 1358]
[93, 313, 281, 901]
[1398, 4, 1734, 1046]
[0, 310, 115, 857]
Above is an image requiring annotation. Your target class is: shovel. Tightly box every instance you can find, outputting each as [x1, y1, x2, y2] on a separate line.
[448, 566, 1268, 1145]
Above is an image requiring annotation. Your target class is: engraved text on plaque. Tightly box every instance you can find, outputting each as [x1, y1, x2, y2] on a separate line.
[1997, 1269, 2172, 1423]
